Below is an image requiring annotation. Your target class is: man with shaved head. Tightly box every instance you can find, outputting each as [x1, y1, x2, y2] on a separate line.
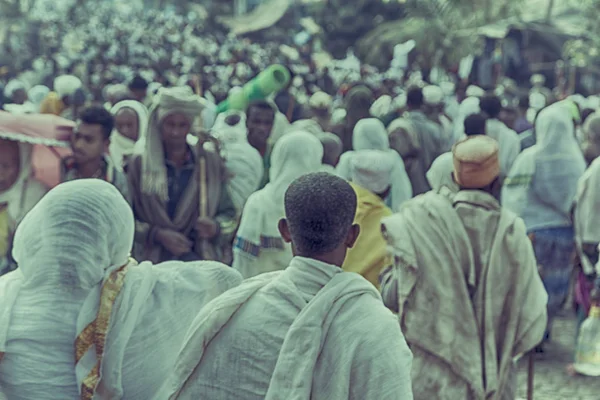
[162, 172, 413, 400]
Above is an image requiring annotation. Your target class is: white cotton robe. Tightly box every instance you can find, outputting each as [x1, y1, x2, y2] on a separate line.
[0, 180, 242, 400]
[162, 256, 414, 400]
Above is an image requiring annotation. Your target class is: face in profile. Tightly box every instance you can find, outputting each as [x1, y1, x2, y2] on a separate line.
[114, 108, 140, 142]
[161, 113, 192, 148]
[0, 139, 20, 192]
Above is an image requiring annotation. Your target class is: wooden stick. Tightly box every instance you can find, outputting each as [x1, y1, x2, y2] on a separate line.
[199, 157, 208, 218]
[527, 351, 535, 400]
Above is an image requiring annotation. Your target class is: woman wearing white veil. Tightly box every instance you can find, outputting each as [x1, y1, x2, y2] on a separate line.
[0, 179, 242, 399]
[109, 100, 149, 168]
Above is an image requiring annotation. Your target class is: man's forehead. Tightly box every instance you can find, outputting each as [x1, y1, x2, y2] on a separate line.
[75, 121, 103, 136]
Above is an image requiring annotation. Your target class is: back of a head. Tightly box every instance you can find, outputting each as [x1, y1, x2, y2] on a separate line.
[12, 179, 134, 289]
[584, 112, 600, 143]
[479, 95, 502, 119]
[284, 172, 357, 256]
[518, 95, 530, 111]
[452, 135, 500, 190]
[535, 103, 574, 148]
[464, 113, 487, 136]
[79, 106, 115, 140]
[406, 86, 424, 110]
[129, 75, 149, 91]
[345, 85, 373, 116]
[269, 131, 324, 190]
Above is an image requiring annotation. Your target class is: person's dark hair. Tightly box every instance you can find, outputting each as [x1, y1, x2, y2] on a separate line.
[581, 108, 596, 125]
[479, 95, 502, 119]
[464, 113, 488, 136]
[129, 75, 148, 91]
[246, 100, 276, 120]
[79, 106, 114, 140]
[518, 95, 529, 111]
[284, 172, 357, 255]
[406, 86, 424, 109]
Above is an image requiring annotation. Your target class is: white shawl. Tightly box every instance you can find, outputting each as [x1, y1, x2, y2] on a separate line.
[502, 103, 586, 229]
[232, 131, 323, 278]
[109, 100, 149, 167]
[574, 157, 600, 274]
[0, 180, 242, 399]
[162, 256, 413, 400]
[336, 118, 413, 210]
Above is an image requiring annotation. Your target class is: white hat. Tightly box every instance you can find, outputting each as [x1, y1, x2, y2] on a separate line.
[350, 150, 395, 194]
[466, 85, 485, 98]
[54, 75, 82, 98]
[309, 91, 332, 109]
[370, 95, 392, 118]
[530, 74, 546, 86]
[423, 85, 444, 106]
[3, 80, 26, 99]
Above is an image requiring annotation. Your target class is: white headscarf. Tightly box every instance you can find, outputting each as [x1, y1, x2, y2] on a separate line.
[53, 75, 82, 98]
[350, 150, 396, 194]
[236, 131, 323, 251]
[212, 111, 264, 213]
[336, 118, 413, 210]
[0, 179, 241, 399]
[211, 110, 247, 145]
[27, 85, 50, 112]
[141, 86, 205, 202]
[503, 103, 586, 224]
[575, 157, 600, 274]
[110, 100, 149, 167]
[426, 152, 458, 192]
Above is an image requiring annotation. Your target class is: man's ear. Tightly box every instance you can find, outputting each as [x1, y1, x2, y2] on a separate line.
[278, 218, 292, 244]
[345, 224, 360, 249]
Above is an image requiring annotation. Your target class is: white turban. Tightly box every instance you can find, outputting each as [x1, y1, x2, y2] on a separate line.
[423, 85, 444, 106]
[350, 150, 396, 194]
[309, 92, 332, 110]
[3, 80, 26, 100]
[370, 95, 392, 118]
[54, 75, 82, 98]
[466, 85, 485, 98]
[27, 85, 50, 109]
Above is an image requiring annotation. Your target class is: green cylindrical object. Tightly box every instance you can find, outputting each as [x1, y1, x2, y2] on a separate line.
[216, 64, 291, 113]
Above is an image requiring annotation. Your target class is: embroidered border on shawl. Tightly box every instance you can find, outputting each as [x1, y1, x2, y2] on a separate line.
[503, 174, 532, 187]
[234, 236, 285, 258]
[234, 237, 260, 257]
[76, 259, 136, 400]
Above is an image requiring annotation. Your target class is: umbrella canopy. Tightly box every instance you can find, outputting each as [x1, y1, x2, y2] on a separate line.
[0, 111, 73, 188]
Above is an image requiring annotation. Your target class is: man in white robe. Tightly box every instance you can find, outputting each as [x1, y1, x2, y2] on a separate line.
[380, 135, 547, 400]
[162, 172, 413, 400]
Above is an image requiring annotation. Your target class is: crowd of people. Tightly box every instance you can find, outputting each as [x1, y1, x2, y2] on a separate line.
[1, 9, 600, 398]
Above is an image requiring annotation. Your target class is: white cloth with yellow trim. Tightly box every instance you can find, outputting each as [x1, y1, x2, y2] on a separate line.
[0, 180, 242, 400]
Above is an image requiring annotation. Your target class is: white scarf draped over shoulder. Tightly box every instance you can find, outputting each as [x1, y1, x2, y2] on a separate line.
[109, 100, 149, 167]
[0, 179, 242, 399]
[336, 118, 413, 210]
[139, 86, 205, 202]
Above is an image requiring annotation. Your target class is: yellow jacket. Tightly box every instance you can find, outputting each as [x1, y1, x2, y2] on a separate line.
[342, 183, 393, 288]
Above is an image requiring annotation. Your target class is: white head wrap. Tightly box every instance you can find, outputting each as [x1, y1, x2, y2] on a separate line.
[109, 100, 149, 166]
[350, 150, 395, 194]
[0, 179, 242, 398]
[27, 85, 50, 111]
[53, 75, 82, 98]
[352, 118, 389, 150]
[369, 95, 392, 118]
[141, 86, 205, 201]
[3, 80, 26, 100]
[465, 85, 485, 98]
[211, 110, 247, 145]
[309, 92, 332, 110]
[423, 85, 444, 106]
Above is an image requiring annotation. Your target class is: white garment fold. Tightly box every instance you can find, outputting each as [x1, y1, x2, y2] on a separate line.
[574, 157, 600, 274]
[162, 256, 413, 400]
[336, 118, 413, 210]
